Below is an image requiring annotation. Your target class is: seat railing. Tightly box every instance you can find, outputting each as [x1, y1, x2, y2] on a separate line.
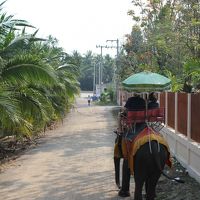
[147, 107, 165, 123]
[123, 107, 165, 130]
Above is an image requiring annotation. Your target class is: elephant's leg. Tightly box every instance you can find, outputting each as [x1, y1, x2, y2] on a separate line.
[145, 172, 161, 200]
[133, 158, 147, 200]
[118, 159, 130, 197]
[145, 178, 156, 198]
[134, 176, 145, 200]
[134, 183, 143, 200]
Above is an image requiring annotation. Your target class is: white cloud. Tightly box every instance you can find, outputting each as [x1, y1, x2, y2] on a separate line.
[4, 0, 134, 56]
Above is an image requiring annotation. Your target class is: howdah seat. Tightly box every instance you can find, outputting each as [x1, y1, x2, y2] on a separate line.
[121, 107, 165, 133]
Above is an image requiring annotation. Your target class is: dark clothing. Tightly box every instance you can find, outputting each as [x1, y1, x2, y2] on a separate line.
[123, 96, 146, 137]
[124, 96, 146, 111]
[148, 101, 159, 109]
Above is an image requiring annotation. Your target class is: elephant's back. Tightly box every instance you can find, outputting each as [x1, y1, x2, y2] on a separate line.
[134, 140, 168, 174]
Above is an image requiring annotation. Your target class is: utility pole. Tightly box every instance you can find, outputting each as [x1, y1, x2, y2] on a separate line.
[96, 44, 109, 95]
[106, 39, 120, 102]
[106, 39, 119, 58]
[93, 61, 96, 94]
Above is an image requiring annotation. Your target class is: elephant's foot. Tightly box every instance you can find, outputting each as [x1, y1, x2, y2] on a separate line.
[118, 189, 130, 197]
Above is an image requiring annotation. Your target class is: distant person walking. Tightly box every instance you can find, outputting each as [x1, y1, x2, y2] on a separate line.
[87, 95, 91, 106]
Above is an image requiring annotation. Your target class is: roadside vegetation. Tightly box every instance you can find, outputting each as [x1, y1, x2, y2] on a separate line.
[0, 1, 80, 155]
[117, 0, 200, 93]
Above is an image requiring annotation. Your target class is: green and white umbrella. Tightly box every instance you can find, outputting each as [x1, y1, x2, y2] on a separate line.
[122, 71, 171, 92]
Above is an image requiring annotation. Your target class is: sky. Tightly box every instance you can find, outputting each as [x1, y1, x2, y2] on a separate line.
[4, 0, 135, 56]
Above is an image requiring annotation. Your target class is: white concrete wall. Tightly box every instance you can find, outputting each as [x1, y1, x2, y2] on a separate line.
[161, 92, 200, 183]
[161, 127, 200, 183]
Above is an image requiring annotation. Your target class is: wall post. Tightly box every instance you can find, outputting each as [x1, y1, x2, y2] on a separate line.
[165, 92, 168, 126]
[187, 93, 191, 165]
[174, 92, 178, 155]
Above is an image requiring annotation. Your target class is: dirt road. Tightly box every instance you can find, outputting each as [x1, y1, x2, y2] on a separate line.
[0, 97, 128, 200]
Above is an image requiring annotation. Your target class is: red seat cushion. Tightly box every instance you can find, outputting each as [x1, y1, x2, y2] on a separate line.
[127, 110, 146, 124]
[147, 107, 165, 123]
[126, 108, 165, 125]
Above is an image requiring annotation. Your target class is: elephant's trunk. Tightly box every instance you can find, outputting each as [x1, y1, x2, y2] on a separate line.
[114, 157, 121, 189]
[114, 132, 123, 189]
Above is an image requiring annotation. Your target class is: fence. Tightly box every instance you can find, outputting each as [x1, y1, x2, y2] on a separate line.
[117, 90, 200, 183]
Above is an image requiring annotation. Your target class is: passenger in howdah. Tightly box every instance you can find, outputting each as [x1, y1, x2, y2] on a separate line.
[148, 92, 159, 109]
[117, 93, 146, 134]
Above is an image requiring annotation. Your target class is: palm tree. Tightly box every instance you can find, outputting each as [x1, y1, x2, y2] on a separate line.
[0, 2, 80, 140]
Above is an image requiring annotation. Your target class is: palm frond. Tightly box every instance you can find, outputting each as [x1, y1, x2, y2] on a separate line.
[0, 87, 32, 136]
[16, 86, 55, 123]
[2, 54, 58, 85]
[0, 1, 7, 8]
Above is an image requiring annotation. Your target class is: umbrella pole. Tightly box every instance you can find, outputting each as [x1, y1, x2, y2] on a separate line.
[145, 98, 148, 120]
[144, 93, 152, 153]
[144, 93, 148, 121]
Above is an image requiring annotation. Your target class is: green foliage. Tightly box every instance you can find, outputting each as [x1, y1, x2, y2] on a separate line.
[118, 0, 200, 93]
[164, 69, 183, 92]
[183, 59, 200, 92]
[99, 87, 115, 104]
[0, 1, 80, 140]
[106, 87, 114, 102]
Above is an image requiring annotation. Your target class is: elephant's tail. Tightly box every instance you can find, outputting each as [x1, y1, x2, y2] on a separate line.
[151, 140, 185, 184]
[161, 171, 185, 183]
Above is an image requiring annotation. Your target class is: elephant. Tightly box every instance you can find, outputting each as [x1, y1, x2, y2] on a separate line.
[114, 129, 184, 200]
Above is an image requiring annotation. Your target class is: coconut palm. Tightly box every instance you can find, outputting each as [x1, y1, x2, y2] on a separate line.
[0, 86, 32, 138]
[0, 2, 80, 140]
